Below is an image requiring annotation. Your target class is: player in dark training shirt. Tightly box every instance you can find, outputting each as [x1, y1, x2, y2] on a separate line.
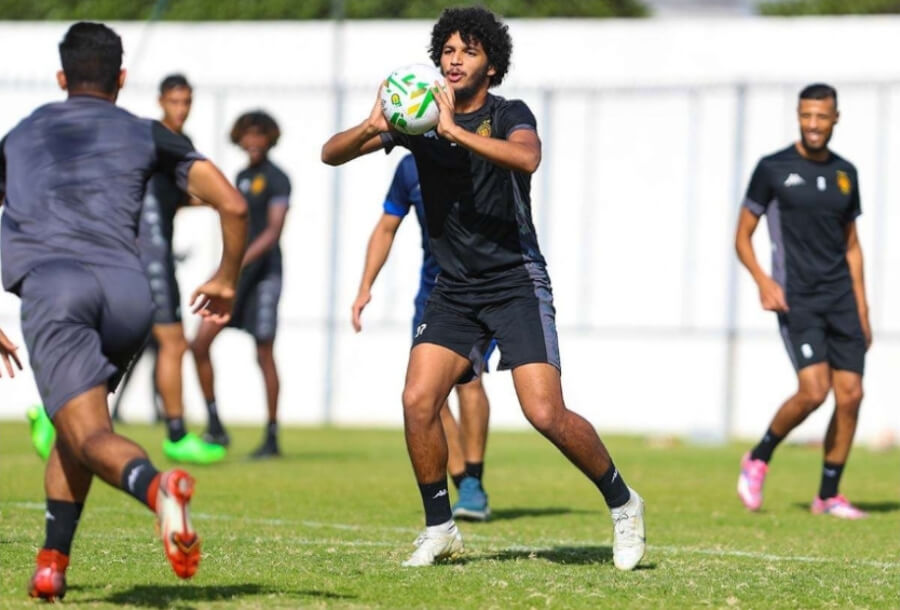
[736, 84, 870, 519]
[191, 111, 290, 458]
[0, 23, 248, 600]
[323, 7, 645, 568]
[353, 154, 495, 520]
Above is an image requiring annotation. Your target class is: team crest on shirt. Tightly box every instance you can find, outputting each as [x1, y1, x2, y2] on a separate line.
[251, 174, 267, 195]
[836, 170, 851, 195]
[476, 119, 492, 137]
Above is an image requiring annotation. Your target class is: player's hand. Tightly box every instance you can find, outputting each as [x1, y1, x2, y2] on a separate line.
[0, 327, 24, 378]
[432, 80, 458, 140]
[351, 289, 371, 333]
[757, 276, 789, 312]
[190, 276, 236, 325]
[367, 84, 390, 134]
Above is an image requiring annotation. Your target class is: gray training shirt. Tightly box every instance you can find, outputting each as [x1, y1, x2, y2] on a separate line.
[0, 95, 203, 294]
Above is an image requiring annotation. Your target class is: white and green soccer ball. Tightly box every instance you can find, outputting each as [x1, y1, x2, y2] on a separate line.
[380, 63, 445, 135]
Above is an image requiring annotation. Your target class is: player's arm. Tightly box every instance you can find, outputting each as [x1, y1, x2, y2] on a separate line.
[432, 86, 540, 174]
[352, 213, 403, 332]
[735, 207, 788, 313]
[845, 221, 872, 348]
[322, 87, 390, 166]
[242, 203, 288, 268]
[0, 327, 24, 378]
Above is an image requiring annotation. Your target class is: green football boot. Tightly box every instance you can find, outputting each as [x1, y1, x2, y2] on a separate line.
[163, 432, 226, 464]
[27, 405, 55, 461]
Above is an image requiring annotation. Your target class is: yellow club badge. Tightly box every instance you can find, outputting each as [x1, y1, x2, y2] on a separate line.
[251, 174, 267, 196]
[836, 170, 851, 195]
[476, 119, 492, 137]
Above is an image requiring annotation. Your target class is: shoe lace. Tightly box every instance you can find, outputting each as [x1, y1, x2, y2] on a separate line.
[613, 510, 638, 540]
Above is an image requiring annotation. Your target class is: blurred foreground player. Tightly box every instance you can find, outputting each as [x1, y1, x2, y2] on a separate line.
[192, 111, 290, 457]
[736, 84, 870, 519]
[323, 7, 645, 568]
[0, 22, 247, 600]
[139, 74, 227, 464]
[353, 154, 494, 520]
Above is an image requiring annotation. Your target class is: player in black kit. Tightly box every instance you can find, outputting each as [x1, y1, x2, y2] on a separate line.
[322, 7, 645, 568]
[736, 84, 871, 519]
[191, 111, 291, 458]
[0, 23, 248, 599]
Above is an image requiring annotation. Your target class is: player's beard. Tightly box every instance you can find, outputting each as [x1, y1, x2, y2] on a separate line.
[453, 64, 491, 103]
[800, 129, 832, 154]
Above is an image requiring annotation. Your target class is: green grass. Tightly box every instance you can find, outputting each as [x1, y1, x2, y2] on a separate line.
[1, 422, 898, 608]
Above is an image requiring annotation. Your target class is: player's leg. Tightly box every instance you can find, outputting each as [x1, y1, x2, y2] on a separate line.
[451, 375, 491, 521]
[440, 399, 466, 485]
[191, 319, 228, 445]
[156, 323, 225, 464]
[401, 342, 472, 566]
[738, 311, 830, 511]
[250, 339, 281, 458]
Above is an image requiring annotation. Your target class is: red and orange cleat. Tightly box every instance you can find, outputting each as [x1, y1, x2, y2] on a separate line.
[155, 469, 201, 579]
[28, 548, 69, 601]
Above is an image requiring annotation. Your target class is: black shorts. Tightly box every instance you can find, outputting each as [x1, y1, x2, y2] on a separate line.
[777, 297, 865, 375]
[19, 261, 154, 417]
[228, 263, 282, 343]
[412, 268, 561, 380]
[144, 254, 181, 325]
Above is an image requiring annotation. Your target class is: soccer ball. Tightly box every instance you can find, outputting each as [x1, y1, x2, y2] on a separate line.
[380, 63, 444, 135]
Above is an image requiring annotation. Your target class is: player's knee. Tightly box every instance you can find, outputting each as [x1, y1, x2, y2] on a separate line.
[160, 334, 188, 358]
[402, 385, 440, 422]
[190, 339, 209, 361]
[797, 383, 830, 409]
[522, 400, 561, 434]
[836, 383, 864, 412]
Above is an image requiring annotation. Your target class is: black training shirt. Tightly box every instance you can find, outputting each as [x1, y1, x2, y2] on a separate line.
[743, 144, 861, 306]
[382, 94, 546, 293]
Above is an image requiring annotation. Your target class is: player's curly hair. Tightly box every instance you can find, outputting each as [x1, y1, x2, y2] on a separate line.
[230, 110, 281, 147]
[428, 6, 512, 88]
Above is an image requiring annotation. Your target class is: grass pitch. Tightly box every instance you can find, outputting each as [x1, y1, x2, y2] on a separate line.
[1, 422, 898, 608]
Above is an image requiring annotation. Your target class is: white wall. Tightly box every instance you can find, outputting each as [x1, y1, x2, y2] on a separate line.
[2, 18, 900, 444]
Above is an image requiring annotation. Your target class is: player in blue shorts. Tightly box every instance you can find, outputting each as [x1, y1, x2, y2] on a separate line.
[0, 22, 248, 599]
[191, 111, 290, 458]
[352, 154, 493, 520]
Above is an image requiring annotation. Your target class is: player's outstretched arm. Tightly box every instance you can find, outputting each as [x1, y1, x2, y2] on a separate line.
[0, 327, 24, 378]
[322, 88, 390, 166]
[845, 221, 872, 348]
[352, 213, 403, 332]
[184, 160, 249, 323]
[432, 84, 541, 174]
[735, 207, 788, 312]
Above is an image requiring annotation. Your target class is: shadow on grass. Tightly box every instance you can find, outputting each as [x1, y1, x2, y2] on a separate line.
[791, 500, 900, 514]
[466, 545, 617, 566]
[488, 506, 598, 521]
[78, 584, 353, 607]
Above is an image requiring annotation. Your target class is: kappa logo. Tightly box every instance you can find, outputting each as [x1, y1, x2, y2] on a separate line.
[431, 489, 448, 499]
[415, 323, 427, 338]
[783, 173, 805, 187]
[801, 343, 814, 359]
[127, 465, 145, 492]
[817, 176, 826, 192]
[424, 130, 438, 139]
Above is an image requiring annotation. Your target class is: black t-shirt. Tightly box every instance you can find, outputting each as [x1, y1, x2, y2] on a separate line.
[743, 144, 861, 306]
[235, 158, 291, 272]
[138, 132, 194, 260]
[382, 94, 546, 293]
[0, 96, 202, 293]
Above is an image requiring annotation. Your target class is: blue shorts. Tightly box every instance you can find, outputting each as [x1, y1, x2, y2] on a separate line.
[228, 263, 282, 343]
[19, 261, 154, 417]
[413, 289, 497, 381]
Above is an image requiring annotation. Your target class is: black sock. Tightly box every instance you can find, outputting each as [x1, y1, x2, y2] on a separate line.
[44, 500, 84, 556]
[121, 458, 159, 507]
[818, 461, 845, 500]
[166, 417, 186, 442]
[206, 400, 223, 431]
[464, 461, 484, 481]
[450, 472, 465, 489]
[750, 428, 783, 463]
[594, 463, 631, 509]
[418, 479, 453, 526]
[266, 420, 278, 442]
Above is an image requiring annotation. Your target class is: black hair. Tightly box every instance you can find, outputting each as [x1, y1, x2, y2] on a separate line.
[230, 110, 281, 147]
[428, 6, 512, 87]
[160, 73, 191, 95]
[799, 83, 838, 108]
[58, 22, 123, 95]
